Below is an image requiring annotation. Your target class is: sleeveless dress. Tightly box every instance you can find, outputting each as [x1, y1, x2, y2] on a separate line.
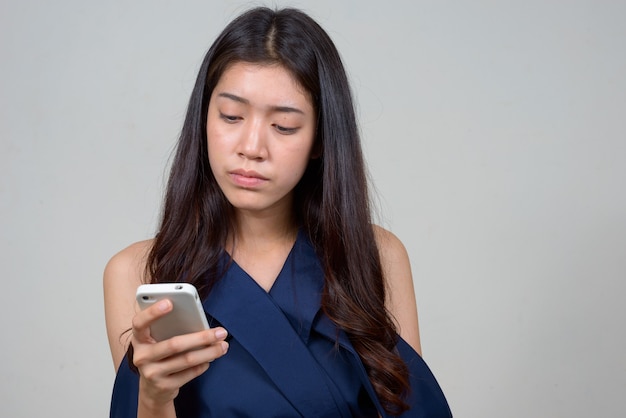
[110, 231, 452, 417]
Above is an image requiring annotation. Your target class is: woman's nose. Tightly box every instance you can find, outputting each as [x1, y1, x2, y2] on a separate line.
[237, 120, 268, 161]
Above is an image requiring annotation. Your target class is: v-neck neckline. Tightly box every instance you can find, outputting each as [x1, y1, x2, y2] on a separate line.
[227, 231, 300, 294]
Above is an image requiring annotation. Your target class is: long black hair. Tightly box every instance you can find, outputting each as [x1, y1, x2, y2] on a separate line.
[145, 7, 410, 415]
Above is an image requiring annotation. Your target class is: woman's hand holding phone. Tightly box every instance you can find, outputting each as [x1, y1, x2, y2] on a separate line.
[131, 297, 229, 416]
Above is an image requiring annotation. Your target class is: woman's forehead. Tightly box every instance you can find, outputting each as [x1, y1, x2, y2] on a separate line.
[212, 62, 314, 111]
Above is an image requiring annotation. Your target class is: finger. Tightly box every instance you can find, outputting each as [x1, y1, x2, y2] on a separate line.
[142, 361, 211, 394]
[168, 361, 212, 386]
[163, 340, 229, 375]
[149, 328, 228, 362]
[137, 336, 228, 383]
[132, 299, 173, 342]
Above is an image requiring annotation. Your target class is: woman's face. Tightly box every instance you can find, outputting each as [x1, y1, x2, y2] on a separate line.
[206, 62, 316, 217]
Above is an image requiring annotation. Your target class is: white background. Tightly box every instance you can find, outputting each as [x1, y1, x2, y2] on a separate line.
[1, 0, 625, 416]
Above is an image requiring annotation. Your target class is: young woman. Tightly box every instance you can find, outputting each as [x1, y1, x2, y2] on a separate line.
[104, 7, 451, 418]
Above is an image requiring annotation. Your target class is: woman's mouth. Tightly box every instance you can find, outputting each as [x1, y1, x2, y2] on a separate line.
[229, 169, 269, 188]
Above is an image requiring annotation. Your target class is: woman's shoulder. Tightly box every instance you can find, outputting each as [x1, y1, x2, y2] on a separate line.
[372, 225, 409, 263]
[103, 239, 154, 369]
[371, 225, 412, 293]
[104, 239, 154, 284]
[372, 224, 422, 354]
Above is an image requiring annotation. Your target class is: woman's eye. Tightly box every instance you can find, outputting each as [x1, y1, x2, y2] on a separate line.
[274, 124, 298, 135]
[219, 113, 240, 123]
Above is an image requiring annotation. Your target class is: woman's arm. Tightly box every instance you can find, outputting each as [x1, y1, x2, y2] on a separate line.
[104, 240, 152, 369]
[373, 225, 422, 356]
[103, 241, 229, 418]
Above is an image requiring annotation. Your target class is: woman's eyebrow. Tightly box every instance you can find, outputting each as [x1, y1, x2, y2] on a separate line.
[218, 92, 249, 104]
[217, 92, 305, 115]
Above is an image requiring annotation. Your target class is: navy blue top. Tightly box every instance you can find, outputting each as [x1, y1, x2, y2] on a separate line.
[110, 231, 452, 417]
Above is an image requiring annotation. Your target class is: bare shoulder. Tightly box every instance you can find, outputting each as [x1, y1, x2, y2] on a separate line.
[372, 225, 409, 267]
[372, 225, 422, 355]
[104, 240, 153, 285]
[103, 239, 154, 369]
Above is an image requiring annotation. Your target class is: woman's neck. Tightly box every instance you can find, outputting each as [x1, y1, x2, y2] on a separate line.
[228, 208, 298, 254]
[226, 209, 298, 291]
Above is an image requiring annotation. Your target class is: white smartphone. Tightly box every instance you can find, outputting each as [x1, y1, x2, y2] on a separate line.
[136, 283, 210, 341]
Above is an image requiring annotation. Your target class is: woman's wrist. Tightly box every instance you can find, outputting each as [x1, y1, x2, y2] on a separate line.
[137, 379, 177, 418]
[137, 394, 176, 418]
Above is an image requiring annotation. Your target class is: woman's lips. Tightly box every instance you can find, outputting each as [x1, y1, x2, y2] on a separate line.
[229, 169, 268, 188]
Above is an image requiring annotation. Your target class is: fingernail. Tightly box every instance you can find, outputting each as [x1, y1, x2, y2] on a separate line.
[221, 341, 229, 354]
[215, 328, 228, 339]
[157, 299, 171, 311]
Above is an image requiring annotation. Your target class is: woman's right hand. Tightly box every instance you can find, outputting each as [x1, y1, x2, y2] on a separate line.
[131, 299, 229, 414]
